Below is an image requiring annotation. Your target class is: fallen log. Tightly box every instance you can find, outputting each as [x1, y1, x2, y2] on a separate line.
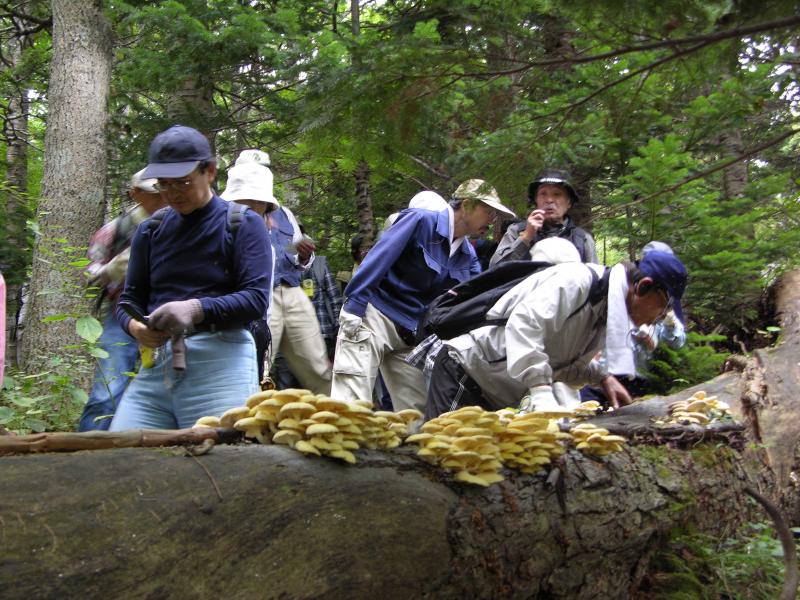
[0, 440, 762, 599]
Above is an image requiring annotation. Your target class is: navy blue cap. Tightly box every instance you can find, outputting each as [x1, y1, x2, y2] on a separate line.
[639, 250, 688, 322]
[141, 125, 214, 179]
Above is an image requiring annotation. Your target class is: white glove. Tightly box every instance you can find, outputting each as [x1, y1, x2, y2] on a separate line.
[662, 310, 676, 328]
[339, 309, 363, 339]
[518, 385, 558, 414]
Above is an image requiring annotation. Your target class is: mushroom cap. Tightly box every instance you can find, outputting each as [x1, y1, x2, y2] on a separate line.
[294, 440, 321, 456]
[455, 427, 492, 437]
[278, 418, 304, 431]
[306, 423, 339, 436]
[309, 437, 336, 450]
[245, 390, 274, 409]
[220, 406, 252, 427]
[344, 403, 374, 415]
[310, 410, 340, 422]
[193, 416, 221, 428]
[374, 411, 401, 421]
[254, 409, 279, 422]
[234, 416, 268, 430]
[272, 430, 302, 446]
[395, 409, 424, 423]
[272, 389, 311, 403]
[278, 401, 317, 418]
[315, 398, 351, 412]
[454, 470, 492, 487]
[406, 433, 434, 444]
[255, 398, 285, 411]
[329, 449, 357, 464]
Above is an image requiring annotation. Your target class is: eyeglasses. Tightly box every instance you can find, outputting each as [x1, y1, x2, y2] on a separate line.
[656, 287, 673, 321]
[154, 178, 193, 192]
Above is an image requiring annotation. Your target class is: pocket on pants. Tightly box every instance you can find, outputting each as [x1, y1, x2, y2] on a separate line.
[333, 329, 373, 377]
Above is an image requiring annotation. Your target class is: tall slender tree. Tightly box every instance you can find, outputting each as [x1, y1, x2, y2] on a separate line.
[20, 0, 112, 374]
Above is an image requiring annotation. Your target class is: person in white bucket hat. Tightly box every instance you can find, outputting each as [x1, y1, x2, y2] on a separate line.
[226, 149, 332, 393]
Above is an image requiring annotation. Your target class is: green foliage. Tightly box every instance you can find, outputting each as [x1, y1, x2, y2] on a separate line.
[0, 365, 89, 434]
[0, 315, 107, 433]
[642, 522, 794, 599]
[644, 332, 729, 395]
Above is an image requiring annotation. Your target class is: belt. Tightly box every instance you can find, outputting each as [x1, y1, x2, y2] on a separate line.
[191, 323, 239, 333]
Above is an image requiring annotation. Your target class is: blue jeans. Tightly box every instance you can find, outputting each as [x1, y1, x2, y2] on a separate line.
[79, 312, 139, 432]
[109, 329, 258, 431]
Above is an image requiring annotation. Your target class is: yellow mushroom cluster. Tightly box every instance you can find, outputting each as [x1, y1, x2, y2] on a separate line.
[570, 423, 627, 456]
[405, 405, 625, 486]
[193, 389, 423, 464]
[407, 407, 506, 487]
[573, 400, 603, 418]
[657, 390, 732, 426]
[495, 410, 570, 474]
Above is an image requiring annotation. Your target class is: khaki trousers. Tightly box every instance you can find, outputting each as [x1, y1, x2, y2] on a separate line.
[331, 304, 427, 413]
[268, 285, 332, 395]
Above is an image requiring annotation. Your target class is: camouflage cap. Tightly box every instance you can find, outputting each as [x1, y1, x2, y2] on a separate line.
[453, 179, 516, 217]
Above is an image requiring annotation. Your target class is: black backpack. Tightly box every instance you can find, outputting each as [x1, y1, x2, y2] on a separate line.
[418, 261, 609, 341]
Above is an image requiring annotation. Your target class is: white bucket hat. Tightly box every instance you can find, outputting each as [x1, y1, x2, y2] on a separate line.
[530, 237, 580, 263]
[235, 148, 271, 167]
[453, 179, 516, 218]
[221, 161, 278, 206]
[129, 168, 158, 193]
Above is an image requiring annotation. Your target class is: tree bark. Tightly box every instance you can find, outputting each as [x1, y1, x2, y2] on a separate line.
[20, 0, 112, 375]
[0, 441, 762, 599]
[354, 159, 374, 246]
[3, 7, 34, 368]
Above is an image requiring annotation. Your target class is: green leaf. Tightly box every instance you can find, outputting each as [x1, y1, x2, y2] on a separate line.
[26, 419, 47, 433]
[70, 388, 89, 404]
[76, 316, 103, 343]
[89, 347, 110, 359]
[42, 314, 70, 323]
[0, 406, 14, 424]
[10, 396, 36, 408]
[765, 326, 781, 333]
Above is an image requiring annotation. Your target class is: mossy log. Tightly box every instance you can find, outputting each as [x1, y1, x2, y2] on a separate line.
[0, 440, 758, 600]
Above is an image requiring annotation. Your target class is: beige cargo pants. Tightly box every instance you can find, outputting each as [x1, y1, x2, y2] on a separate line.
[330, 304, 427, 413]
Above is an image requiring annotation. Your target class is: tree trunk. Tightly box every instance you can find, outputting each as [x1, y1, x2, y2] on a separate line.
[166, 77, 216, 144]
[3, 30, 31, 369]
[354, 159, 374, 246]
[20, 0, 112, 375]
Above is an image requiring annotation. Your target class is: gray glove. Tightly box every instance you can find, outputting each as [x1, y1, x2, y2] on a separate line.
[149, 299, 204, 334]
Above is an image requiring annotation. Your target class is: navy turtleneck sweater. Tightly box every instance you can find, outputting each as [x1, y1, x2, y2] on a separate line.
[116, 195, 272, 333]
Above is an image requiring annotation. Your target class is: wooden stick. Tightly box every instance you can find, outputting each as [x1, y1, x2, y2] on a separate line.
[0, 427, 243, 455]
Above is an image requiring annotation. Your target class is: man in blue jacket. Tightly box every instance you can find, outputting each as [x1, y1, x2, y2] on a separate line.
[331, 179, 514, 412]
[110, 125, 272, 430]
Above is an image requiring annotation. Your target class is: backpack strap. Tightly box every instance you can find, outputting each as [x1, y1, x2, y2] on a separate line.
[146, 203, 246, 235]
[145, 206, 171, 234]
[227, 201, 247, 233]
[571, 228, 588, 262]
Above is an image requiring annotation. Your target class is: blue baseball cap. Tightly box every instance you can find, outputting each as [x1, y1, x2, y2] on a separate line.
[141, 125, 214, 179]
[639, 250, 688, 322]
